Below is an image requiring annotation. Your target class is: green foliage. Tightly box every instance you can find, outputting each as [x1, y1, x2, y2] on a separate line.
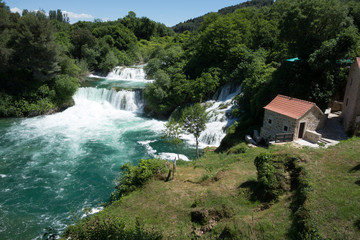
[11, 11, 61, 85]
[63, 217, 162, 240]
[172, 0, 274, 33]
[279, 0, 350, 59]
[180, 103, 208, 159]
[54, 75, 78, 105]
[0, 91, 56, 117]
[162, 118, 183, 159]
[290, 165, 323, 240]
[227, 143, 248, 155]
[254, 153, 287, 202]
[111, 159, 166, 201]
[98, 50, 119, 73]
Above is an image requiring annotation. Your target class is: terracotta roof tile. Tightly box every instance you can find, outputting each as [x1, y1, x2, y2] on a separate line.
[264, 95, 316, 119]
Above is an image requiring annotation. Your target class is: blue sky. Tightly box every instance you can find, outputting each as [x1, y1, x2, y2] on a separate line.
[7, 0, 245, 26]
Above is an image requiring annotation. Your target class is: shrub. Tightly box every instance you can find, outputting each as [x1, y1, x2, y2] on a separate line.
[226, 142, 248, 155]
[111, 159, 166, 201]
[254, 153, 287, 202]
[54, 74, 78, 105]
[63, 217, 162, 240]
[290, 164, 323, 240]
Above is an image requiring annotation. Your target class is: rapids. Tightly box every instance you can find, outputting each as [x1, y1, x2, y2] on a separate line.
[0, 66, 241, 239]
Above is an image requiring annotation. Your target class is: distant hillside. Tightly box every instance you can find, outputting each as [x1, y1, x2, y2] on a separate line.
[172, 0, 274, 33]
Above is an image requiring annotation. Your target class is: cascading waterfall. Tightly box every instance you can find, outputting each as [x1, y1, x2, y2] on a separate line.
[0, 66, 196, 240]
[74, 87, 144, 112]
[88, 65, 153, 89]
[106, 66, 148, 81]
[197, 83, 242, 147]
[0, 63, 240, 239]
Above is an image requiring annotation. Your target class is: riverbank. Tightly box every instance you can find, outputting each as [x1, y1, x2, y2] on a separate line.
[62, 138, 360, 239]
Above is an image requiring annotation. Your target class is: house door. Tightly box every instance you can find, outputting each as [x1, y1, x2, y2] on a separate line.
[298, 122, 305, 138]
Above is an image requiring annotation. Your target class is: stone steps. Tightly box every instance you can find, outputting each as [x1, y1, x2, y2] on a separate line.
[318, 138, 331, 144]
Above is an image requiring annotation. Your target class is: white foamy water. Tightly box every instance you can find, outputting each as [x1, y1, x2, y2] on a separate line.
[138, 141, 190, 161]
[81, 207, 104, 218]
[181, 83, 242, 147]
[0, 66, 239, 239]
[0, 67, 189, 240]
[75, 87, 144, 112]
[90, 65, 154, 83]
[107, 66, 148, 81]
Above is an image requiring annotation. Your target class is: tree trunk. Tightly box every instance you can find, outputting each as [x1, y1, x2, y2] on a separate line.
[166, 169, 172, 182]
[173, 158, 176, 180]
[176, 144, 179, 161]
[196, 137, 199, 160]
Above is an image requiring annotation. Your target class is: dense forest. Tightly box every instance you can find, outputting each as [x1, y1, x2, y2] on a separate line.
[172, 0, 274, 33]
[0, 0, 174, 117]
[1, 0, 360, 146]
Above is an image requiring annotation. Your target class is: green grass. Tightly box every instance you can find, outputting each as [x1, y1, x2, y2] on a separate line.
[62, 138, 360, 239]
[305, 138, 360, 239]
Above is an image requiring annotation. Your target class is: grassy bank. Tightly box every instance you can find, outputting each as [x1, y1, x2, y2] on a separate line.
[62, 138, 360, 239]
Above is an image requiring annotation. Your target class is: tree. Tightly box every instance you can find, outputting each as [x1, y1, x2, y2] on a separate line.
[278, 0, 350, 59]
[11, 11, 61, 88]
[162, 118, 183, 180]
[180, 103, 208, 159]
[163, 118, 183, 160]
[53, 74, 78, 105]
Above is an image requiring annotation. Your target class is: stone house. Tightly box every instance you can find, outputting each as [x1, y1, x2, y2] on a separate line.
[260, 95, 324, 142]
[342, 57, 360, 134]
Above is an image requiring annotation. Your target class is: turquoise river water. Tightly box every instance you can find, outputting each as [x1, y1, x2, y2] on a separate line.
[0, 70, 196, 239]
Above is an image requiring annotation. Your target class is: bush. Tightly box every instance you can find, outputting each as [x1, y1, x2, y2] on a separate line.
[111, 159, 166, 201]
[54, 74, 78, 105]
[254, 153, 287, 202]
[226, 142, 248, 155]
[290, 164, 323, 240]
[63, 217, 162, 240]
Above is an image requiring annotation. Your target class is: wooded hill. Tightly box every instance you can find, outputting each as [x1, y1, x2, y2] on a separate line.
[172, 0, 274, 33]
[2, 0, 360, 148]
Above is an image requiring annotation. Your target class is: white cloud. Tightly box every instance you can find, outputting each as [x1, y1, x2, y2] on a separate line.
[62, 11, 94, 19]
[10, 7, 22, 14]
[9, 7, 94, 23]
[10, 7, 48, 15]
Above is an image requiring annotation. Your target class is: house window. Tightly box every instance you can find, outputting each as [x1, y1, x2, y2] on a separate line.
[346, 98, 349, 107]
[284, 126, 288, 132]
[268, 119, 272, 124]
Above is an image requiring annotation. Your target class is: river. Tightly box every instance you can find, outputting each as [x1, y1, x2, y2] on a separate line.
[0, 66, 240, 239]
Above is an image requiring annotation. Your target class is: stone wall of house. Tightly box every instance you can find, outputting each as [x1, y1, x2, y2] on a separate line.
[342, 60, 360, 132]
[261, 106, 324, 141]
[304, 130, 322, 143]
[294, 107, 324, 139]
[260, 109, 297, 141]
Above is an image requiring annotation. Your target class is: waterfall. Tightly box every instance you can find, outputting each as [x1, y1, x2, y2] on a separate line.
[198, 83, 242, 147]
[74, 87, 144, 112]
[106, 66, 148, 81]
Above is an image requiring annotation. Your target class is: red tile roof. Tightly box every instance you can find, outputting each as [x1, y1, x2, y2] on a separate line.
[264, 95, 317, 119]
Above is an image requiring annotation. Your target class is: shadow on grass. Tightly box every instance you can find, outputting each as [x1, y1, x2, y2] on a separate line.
[355, 219, 360, 231]
[349, 164, 360, 173]
[355, 180, 360, 186]
[239, 180, 259, 202]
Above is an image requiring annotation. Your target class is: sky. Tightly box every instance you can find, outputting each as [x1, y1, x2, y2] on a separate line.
[7, 0, 246, 26]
